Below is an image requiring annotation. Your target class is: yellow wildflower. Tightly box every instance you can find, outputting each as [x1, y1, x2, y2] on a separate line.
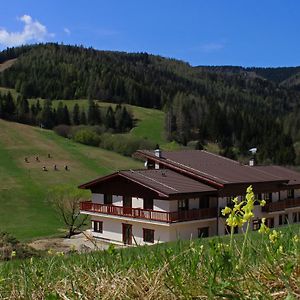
[260, 200, 266, 207]
[292, 235, 299, 243]
[222, 206, 232, 216]
[269, 230, 281, 243]
[11, 251, 16, 258]
[277, 245, 284, 254]
[258, 218, 270, 234]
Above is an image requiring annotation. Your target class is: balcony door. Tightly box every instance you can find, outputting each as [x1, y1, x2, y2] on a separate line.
[122, 223, 132, 245]
[143, 197, 153, 210]
[123, 196, 132, 215]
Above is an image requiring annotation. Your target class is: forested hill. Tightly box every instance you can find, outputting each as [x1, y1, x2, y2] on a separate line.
[0, 43, 300, 165]
[196, 65, 300, 86]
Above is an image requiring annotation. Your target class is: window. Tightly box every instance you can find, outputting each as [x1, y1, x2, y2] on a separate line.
[198, 227, 209, 238]
[287, 189, 294, 199]
[254, 194, 262, 205]
[143, 228, 154, 243]
[266, 218, 274, 228]
[252, 219, 261, 231]
[104, 194, 112, 205]
[199, 196, 209, 209]
[279, 214, 289, 225]
[178, 199, 189, 211]
[92, 221, 103, 233]
[293, 212, 300, 223]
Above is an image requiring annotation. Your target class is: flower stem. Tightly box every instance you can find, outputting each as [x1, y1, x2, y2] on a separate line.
[240, 221, 250, 265]
[230, 225, 234, 251]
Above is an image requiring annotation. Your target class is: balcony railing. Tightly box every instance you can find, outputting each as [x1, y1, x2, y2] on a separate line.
[263, 198, 300, 213]
[80, 201, 217, 223]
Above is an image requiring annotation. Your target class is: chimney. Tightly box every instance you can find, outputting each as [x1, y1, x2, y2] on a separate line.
[154, 145, 161, 158]
[249, 158, 255, 167]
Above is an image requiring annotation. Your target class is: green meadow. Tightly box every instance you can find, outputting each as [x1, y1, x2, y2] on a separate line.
[0, 119, 141, 241]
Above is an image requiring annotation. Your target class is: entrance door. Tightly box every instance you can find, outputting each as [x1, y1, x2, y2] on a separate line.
[122, 223, 132, 245]
[123, 196, 132, 215]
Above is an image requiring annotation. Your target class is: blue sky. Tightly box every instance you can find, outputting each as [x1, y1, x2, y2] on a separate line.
[0, 1, 299, 67]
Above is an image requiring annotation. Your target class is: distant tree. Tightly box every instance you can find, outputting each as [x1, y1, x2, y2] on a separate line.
[41, 99, 54, 129]
[87, 99, 101, 125]
[104, 106, 115, 129]
[80, 109, 87, 125]
[63, 105, 71, 125]
[56, 101, 65, 124]
[72, 103, 80, 125]
[47, 185, 89, 238]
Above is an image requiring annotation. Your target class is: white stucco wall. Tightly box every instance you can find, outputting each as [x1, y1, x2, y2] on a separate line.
[90, 216, 171, 244]
[170, 220, 217, 241]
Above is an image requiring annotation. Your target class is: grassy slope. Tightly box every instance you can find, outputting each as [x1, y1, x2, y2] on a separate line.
[0, 119, 141, 241]
[1, 224, 299, 299]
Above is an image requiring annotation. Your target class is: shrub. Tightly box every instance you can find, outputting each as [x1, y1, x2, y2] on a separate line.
[53, 125, 72, 138]
[100, 134, 156, 156]
[73, 128, 101, 146]
[0, 232, 40, 261]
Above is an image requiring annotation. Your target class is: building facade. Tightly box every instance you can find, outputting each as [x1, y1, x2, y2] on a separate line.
[79, 150, 300, 245]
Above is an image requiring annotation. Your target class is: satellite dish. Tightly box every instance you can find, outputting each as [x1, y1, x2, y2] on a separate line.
[249, 147, 257, 154]
[144, 161, 148, 167]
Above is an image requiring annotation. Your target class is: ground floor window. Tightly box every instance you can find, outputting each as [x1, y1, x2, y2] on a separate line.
[143, 228, 154, 243]
[293, 212, 300, 223]
[279, 214, 289, 225]
[252, 219, 261, 231]
[198, 227, 209, 238]
[92, 220, 103, 233]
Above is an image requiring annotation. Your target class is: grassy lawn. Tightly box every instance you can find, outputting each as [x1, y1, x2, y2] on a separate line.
[0, 224, 299, 299]
[0, 119, 141, 241]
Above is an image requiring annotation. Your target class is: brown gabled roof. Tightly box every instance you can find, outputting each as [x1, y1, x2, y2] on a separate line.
[134, 150, 288, 186]
[253, 165, 300, 187]
[79, 169, 217, 197]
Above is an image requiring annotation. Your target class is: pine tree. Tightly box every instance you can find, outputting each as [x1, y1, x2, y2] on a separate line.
[73, 103, 80, 125]
[105, 106, 115, 129]
[80, 109, 87, 125]
[63, 105, 71, 125]
[41, 99, 54, 129]
[56, 101, 65, 124]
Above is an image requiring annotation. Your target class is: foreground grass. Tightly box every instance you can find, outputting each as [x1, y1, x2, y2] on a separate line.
[0, 119, 141, 241]
[0, 225, 299, 299]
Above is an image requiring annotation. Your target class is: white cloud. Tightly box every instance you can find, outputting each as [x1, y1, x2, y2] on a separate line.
[64, 27, 71, 35]
[0, 15, 53, 47]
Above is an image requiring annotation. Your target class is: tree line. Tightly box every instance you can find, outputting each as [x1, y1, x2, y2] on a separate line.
[0, 43, 299, 164]
[0, 92, 133, 132]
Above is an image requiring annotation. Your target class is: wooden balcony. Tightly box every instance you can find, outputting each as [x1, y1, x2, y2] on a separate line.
[80, 201, 217, 223]
[263, 198, 300, 213]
